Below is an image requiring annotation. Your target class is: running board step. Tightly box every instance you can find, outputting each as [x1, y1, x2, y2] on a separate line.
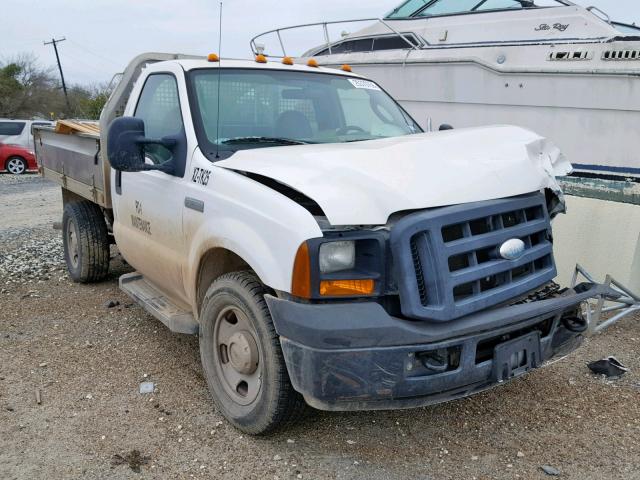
[119, 272, 198, 334]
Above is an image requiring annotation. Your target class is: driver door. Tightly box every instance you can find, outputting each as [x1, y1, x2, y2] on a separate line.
[111, 69, 191, 305]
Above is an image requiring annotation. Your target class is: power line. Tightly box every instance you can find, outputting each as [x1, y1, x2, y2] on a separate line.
[44, 37, 70, 113]
[60, 50, 116, 77]
[66, 38, 122, 68]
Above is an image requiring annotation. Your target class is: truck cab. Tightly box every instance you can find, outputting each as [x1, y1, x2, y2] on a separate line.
[35, 53, 607, 434]
[110, 58, 423, 311]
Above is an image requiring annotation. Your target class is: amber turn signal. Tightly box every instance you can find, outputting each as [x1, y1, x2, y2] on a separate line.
[282, 56, 294, 65]
[255, 54, 268, 63]
[307, 58, 319, 68]
[207, 53, 220, 62]
[320, 279, 375, 297]
[291, 242, 312, 298]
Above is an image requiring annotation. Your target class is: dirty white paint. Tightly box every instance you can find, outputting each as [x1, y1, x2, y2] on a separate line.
[554, 196, 640, 292]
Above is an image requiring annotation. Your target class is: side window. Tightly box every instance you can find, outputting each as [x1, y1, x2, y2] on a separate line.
[373, 35, 418, 51]
[135, 74, 183, 165]
[331, 38, 374, 54]
[0, 122, 26, 136]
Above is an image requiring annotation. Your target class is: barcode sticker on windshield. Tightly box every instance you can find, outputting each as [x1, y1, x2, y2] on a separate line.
[348, 79, 381, 91]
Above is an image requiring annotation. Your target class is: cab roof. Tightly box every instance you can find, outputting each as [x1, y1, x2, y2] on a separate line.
[158, 58, 364, 78]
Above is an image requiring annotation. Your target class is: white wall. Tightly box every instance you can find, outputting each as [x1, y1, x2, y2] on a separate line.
[553, 196, 640, 292]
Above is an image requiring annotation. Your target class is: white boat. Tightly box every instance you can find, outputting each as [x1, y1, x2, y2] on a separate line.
[251, 0, 640, 179]
[252, 0, 640, 292]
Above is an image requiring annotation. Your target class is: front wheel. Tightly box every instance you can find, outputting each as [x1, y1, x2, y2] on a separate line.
[6, 157, 27, 175]
[199, 271, 306, 434]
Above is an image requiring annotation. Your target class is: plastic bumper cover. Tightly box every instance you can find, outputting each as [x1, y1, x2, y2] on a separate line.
[265, 284, 614, 411]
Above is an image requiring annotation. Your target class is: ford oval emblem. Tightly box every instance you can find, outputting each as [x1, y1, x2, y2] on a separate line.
[499, 239, 526, 260]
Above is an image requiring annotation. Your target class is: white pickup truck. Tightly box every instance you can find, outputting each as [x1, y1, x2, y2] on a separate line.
[33, 52, 614, 434]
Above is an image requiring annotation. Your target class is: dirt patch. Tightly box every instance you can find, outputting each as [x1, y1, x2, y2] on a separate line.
[111, 449, 151, 473]
[1, 175, 639, 479]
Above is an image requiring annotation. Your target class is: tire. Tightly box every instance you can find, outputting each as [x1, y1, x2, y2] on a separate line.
[62, 201, 110, 283]
[199, 271, 306, 435]
[5, 156, 27, 175]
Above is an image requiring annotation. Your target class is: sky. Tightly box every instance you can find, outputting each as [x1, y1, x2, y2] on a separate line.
[3, 0, 639, 86]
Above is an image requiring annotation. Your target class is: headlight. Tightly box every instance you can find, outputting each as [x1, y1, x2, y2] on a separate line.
[291, 234, 386, 299]
[319, 241, 355, 274]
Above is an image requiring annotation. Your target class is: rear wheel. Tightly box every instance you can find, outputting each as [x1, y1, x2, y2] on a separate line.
[199, 271, 306, 434]
[6, 157, 27, 175]
[62, 201, 110, 283]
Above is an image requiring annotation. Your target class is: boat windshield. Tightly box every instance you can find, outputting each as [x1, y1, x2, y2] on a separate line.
[612, 22, 640, 36]
[386, 0, 569, 19]
[188, 69, 421, 156]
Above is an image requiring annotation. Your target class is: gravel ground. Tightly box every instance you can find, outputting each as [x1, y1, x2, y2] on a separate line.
[1, 173, 639, 480]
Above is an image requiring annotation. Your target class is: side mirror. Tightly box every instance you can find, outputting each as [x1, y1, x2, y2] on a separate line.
[107, 117, 176, 173]
[439, 124, 454, 131]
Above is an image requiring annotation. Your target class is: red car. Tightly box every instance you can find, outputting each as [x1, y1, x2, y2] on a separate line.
[0, 143, 37, 175]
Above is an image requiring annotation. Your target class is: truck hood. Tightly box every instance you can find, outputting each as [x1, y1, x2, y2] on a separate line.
[216, 125, 571, 226]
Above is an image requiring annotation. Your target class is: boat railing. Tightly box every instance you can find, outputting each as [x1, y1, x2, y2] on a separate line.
[249, 18, 421, 58]
[586, 6, 612, 25]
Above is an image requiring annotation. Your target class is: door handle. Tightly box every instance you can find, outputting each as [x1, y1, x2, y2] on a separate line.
[184, 197, 204, 212]
[115, 170, 122, 195]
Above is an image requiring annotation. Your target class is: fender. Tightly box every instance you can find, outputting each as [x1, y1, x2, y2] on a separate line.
[182, 164, 323, 312]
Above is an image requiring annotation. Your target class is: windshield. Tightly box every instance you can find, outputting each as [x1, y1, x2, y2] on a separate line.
[386, 0, 568, 18]
[188, 69, 420, 156]
[613, 22, 640, 35]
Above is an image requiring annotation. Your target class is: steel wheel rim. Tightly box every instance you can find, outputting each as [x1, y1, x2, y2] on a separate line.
[7, 158, 25, 174]
[213, 305, 262, 406]
[67, 219, 79, 269]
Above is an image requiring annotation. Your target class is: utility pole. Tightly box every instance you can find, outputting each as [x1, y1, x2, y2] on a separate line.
[44, 37, 71, 114]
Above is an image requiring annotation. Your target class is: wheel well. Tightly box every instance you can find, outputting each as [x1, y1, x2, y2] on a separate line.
[61, 188, 87, 206]
[196, 248, 251, 314]
[61, 189, 114, 237]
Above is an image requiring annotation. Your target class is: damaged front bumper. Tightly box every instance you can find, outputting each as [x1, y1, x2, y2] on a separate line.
[266, 283, 621, 411]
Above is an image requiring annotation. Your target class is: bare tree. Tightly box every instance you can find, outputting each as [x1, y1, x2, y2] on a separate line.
[0, 53, 112, 120]
[69, 82, 114, 120]
[0, 53, 66, 118]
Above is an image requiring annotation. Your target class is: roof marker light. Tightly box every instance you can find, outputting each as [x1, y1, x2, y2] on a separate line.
[307, 58, 319, 68]
[341, 64, 352, 72]
[282, 56, 294, 65]
[207, 53, 220, 62]
[255, 54, 268, 63]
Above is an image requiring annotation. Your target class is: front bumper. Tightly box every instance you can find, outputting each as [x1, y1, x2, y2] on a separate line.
[266, 284, 613, 411]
